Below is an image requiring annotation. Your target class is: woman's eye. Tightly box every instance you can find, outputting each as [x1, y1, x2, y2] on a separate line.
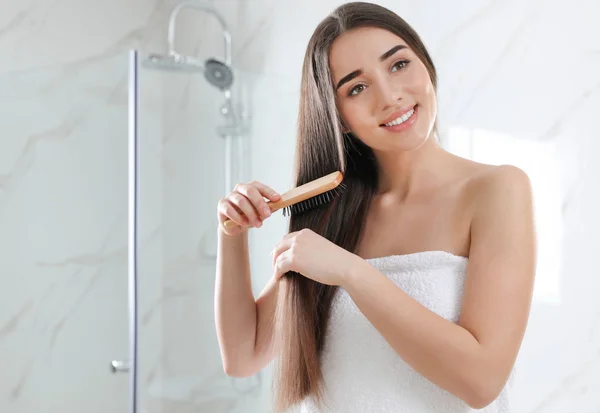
[346, 61, 410, 97]
[349, 84, 366, 96]
[391, 60, 410, 72]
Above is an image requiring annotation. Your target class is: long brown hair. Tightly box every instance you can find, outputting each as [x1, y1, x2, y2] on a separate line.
[272, 2, 438, 411]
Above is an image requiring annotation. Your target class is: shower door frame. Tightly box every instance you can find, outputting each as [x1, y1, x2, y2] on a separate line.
[123, 47, 249, 413]
[126, 48, 140, 413]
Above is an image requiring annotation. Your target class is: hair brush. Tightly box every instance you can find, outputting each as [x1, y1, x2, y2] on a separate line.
[223, 171, 347, 229]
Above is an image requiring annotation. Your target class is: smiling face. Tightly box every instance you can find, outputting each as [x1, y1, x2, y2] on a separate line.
[330, 26, 438, 152]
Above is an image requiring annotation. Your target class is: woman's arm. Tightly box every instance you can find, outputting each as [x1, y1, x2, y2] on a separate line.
[342, 165, 537, 408]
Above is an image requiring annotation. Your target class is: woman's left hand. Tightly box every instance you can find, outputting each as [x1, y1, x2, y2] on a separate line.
[271, 229, 359, 286]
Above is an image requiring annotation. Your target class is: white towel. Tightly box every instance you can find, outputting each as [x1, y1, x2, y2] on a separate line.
[298, 251, 514, 413]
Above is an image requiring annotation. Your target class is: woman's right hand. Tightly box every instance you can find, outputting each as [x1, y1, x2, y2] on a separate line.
[217, 181, 282, 237]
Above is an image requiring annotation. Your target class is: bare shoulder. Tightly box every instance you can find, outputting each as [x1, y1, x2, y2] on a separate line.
[442, 154, 532, 213]
[464, 163, 533, 208]
[463, 162, 536, 274]
[475, 163, 531, 186]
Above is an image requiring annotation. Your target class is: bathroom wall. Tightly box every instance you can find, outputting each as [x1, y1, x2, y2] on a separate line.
[1, 1, 599, 413]
[0, 0, 255, 412]
[0, 1, 168, 412]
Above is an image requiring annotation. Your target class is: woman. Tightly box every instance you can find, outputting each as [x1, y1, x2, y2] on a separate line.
[215, 2, 536, 412]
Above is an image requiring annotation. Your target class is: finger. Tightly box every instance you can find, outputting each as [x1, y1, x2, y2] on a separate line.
[218, 199, 248, 227]
[274, 251, 292, 280]
[271, 232, 300, 267]
[271, 237, 294, 268]
[236, 183, 273, 220]
[229, 192, 261, 227]
[250, 181, 282, 202]
[279, 231, 299, 242]
[273, 262, 282, 281]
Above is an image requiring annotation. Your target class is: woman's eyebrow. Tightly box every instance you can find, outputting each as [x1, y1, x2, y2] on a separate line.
[335, 44, 407, 90]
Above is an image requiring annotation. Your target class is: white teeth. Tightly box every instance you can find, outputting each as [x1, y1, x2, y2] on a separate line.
[384, 108, 415, 127]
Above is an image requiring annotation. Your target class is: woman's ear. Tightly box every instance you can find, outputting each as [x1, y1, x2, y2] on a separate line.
[340, 118, 351, 134]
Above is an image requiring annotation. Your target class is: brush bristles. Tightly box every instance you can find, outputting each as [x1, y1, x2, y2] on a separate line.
[282, 183, 347, 217]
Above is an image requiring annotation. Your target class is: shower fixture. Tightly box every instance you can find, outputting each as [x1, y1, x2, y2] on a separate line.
[143, 0, 246, 195]
[143, 0, 234, 93]
[143, 55, 234, 92]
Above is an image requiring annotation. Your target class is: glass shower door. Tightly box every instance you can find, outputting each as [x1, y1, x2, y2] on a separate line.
[0, 52, 132, 413]
[128, 49, 266, 413]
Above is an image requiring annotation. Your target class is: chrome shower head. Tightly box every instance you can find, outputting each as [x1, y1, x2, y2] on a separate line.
[204, 58, 233, 91]
[142, 54, 234, 91]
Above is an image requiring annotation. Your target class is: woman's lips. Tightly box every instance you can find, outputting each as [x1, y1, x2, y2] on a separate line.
[380, 105, 418, 132]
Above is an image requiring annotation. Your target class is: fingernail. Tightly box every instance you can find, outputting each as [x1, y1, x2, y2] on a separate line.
[264, 207, 271, 216]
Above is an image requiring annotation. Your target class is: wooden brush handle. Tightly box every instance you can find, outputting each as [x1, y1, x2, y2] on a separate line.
[223, 171, 343, 229]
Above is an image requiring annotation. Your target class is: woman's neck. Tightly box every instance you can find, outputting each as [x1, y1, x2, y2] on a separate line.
[374, 136, 449, 201]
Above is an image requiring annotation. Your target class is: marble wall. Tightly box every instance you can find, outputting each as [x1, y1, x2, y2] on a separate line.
[1, 0, 599, 413]
[1, 1, 167, 412]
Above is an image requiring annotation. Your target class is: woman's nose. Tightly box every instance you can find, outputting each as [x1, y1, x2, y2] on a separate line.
[375, 77, 402, 108]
